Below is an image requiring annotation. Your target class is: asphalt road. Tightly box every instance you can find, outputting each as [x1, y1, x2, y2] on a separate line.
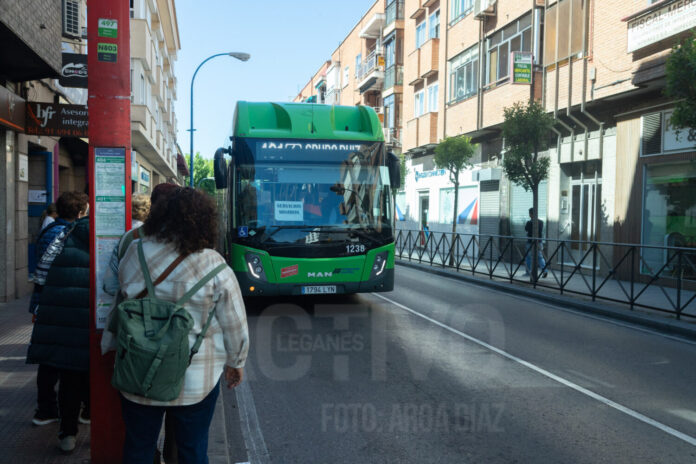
[221, 264, 696, 463]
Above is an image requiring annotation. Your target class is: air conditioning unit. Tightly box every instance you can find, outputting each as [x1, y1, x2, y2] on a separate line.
[474, 0, 496, 18]
[62, 0, 82, 38]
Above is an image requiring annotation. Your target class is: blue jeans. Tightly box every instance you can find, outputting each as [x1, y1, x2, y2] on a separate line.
[525, 242, 547, 274]
[120, 379, 220, 464]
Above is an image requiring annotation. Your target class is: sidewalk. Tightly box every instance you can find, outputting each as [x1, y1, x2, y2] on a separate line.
[0, 295, 233, 463]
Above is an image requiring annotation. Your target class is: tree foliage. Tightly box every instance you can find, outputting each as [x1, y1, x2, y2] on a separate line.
[501, 100, 553, 192]
[434, 135, 476, 187]
[192, 152, 214, 188]
[665, 34, 696, 129]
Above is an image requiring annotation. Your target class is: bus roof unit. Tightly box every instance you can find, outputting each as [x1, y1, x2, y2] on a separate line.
[233, 102, 384, 142]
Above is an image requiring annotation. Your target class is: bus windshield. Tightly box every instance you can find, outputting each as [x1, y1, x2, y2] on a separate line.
[234, 138, 393, 247]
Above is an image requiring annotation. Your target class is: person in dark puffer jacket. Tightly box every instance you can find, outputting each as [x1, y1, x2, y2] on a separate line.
[29, 192, 89, 428]
[27, 210, 90, 453]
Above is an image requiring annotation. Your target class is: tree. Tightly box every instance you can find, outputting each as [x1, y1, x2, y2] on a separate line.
[192, 152, 214, 188]
[665, 34, 696, 130]
[502, 100, 553, 280]
[434, 135, 476, 265]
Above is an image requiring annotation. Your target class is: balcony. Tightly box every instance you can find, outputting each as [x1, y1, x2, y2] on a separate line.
[131, 104, 176, 178]
[359, 13, 385, 39]
[407, 48, 421, 86]
[355, 50, 384, 94]
[384, 0, 405, 36]
[130, 19, 153, 72]
[419, 38, 439, 79]
[405, 112, 438, 151]
[409, 0, 426, 19]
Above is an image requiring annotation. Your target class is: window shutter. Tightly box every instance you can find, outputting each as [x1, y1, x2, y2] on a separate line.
[641, 112, 662, 155]
[62, 0, 81, 37]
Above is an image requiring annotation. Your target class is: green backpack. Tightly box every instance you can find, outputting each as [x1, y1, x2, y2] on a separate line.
[111, 240, 227, 401]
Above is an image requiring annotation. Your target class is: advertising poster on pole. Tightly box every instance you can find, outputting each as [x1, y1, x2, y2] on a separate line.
[94, 147, 126, 329]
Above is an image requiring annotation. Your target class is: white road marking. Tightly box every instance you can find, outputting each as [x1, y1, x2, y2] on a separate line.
[373, 292, 696, 448]
[397, 263, 696, 346]
[235, 380, 271, 464]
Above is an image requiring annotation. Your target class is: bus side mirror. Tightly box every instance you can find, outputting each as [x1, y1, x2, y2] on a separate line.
[388, 151, 401, 190]
[214, 147, 229, 189]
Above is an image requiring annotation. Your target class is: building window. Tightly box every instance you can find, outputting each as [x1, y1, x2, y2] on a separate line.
[429, 10, 440, 40]
[416, 21, 427, 48]
[450, 0, 473, 25]
[486, 13, 532, 84]
[427, 83, 438, 113]
[384, 94, 395, 129]
[130, 0, 135, 18]
[414, 90, 425, 117]
[642, 162, 696, 274]
[449, 45, 478, 103]
[543, 0, 585, 66]
[355, 54, 362, 77]
[343, 66, 349, 87]
[641, 110, 696, 156]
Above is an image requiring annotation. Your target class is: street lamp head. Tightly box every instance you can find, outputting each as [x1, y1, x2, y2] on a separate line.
[228, 52, 250, 61]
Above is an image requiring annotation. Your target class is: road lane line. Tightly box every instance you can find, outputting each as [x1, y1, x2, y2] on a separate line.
[397, 263, 696, 346]
[373, 292, 696, 448]
[235, 380, 271, 464]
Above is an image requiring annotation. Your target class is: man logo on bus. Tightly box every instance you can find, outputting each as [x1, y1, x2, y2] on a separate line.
[307, 272, 332, 278]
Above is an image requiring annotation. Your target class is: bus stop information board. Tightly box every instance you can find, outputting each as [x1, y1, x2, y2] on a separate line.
[94, 147, 126, 329]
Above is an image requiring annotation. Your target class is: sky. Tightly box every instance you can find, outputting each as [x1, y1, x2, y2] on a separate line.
[173, 0, 377, 160]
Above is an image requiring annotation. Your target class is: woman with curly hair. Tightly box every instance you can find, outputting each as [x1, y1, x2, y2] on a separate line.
[116, 187, 248, 464]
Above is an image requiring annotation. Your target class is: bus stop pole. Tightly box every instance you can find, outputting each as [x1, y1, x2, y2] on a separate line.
[87, 1, 131, 462]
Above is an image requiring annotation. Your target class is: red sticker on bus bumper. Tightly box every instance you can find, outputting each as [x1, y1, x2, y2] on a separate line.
[281, 265, 298, 278]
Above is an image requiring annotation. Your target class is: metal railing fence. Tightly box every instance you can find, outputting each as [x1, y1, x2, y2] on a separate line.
[394, 229, 696, 320]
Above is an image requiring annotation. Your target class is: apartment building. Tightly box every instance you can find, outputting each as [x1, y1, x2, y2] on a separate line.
[294, 0, 407, 151]
[129, 0, 183, 193]
[294, 0, 696, 272]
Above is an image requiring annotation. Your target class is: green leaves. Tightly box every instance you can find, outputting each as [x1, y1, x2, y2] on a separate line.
[501, 100, 553, 191]
[665, 34, 696, 130]
[434, 135, 476, 185]
[192, 152, 214, 188]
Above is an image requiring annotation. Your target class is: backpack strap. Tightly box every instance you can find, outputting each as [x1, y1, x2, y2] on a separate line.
[177, 263, 228, 364]
[135, 253, 188, 299]
[176, 263, 227, 306]
[136, 240, 157, 296]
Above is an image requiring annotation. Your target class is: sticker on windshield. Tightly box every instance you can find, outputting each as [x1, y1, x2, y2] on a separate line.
[237, 226, 248, 237]
[274, 201, 303, 221]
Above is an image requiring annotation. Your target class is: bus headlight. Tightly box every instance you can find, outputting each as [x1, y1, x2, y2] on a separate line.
[245, 253, 267, 281]
[370, 252, 388, 279]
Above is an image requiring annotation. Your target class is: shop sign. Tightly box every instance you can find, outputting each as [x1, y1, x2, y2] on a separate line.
[25, 103, 88, 137]
[0, 85, 25, 131]
[60, 53, 88, 88]
[626, 0, 696, 53]
[415, 169, 446, 182]
[18, 154, 28, 181]
[511, 52, 533, 85]
[664, 110, 696, 152]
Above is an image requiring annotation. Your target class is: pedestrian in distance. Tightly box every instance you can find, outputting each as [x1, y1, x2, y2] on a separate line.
[26, 192, 91, 453]
[28, 192, 90, 430]
[113, 187, 249, 464]
[525, 207, 548, 278]
[39, 203, 58, 231]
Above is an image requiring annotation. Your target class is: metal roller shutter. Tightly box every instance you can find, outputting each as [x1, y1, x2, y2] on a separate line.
[479, 180, 500, 237]
[510, 180, 548, 238]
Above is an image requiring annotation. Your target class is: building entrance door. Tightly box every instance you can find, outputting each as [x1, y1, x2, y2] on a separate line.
[419, 193, 429, 245]
[569, 178, 602, 264]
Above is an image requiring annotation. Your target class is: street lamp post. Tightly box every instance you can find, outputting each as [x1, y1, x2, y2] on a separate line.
[189, 52, 250, 187]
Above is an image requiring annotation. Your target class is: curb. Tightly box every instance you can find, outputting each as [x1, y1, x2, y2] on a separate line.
[396, 260, 696, 341]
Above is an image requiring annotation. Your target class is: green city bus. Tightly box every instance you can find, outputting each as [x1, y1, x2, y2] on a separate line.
[213, 102, 400, 297]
